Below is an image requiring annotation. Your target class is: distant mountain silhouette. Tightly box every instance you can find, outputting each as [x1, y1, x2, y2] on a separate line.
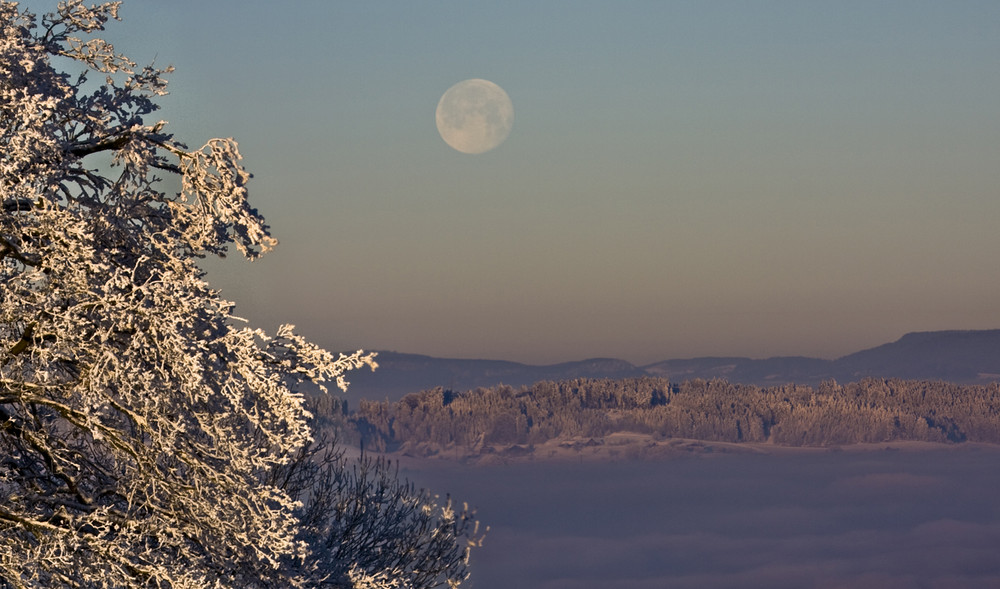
[833, 329, 1000, 383]
[642, 356, 834, 385]
[345, 352, 646, 403]
[343, 330, 1000, 402]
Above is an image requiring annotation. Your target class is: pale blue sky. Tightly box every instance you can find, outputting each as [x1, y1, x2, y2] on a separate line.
[28, 1, 1000, 364]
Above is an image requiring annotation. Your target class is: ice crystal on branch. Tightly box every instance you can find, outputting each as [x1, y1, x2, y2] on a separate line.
[1, 2, 378, 587]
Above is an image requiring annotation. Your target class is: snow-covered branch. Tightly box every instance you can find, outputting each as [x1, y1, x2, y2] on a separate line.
[0, 2, 385, 587]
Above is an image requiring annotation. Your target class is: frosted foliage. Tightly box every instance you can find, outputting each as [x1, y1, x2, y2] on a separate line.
[348, 567, 413, 589]
[0, 2, 375, 588]
[287, 448, 484, 588]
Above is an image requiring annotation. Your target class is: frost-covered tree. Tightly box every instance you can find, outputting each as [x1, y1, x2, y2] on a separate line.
[272, 439, 484, 589]
[0, 2, 388, 587]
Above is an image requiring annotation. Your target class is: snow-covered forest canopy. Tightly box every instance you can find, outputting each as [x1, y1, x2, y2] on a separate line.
[354, 377, 1000, 454]
[1, 2, 478, 587]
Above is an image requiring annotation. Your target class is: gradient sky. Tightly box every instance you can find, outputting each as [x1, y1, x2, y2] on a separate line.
[27, 1, 1000, 364]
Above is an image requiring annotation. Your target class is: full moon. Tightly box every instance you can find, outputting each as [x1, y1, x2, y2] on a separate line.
[435, 79, 514, 154]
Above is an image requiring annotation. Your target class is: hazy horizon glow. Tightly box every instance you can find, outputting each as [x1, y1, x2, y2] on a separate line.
[31, 0, 1000, 364]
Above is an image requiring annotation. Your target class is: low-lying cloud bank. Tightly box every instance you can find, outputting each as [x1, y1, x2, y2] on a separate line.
[402, 446, 1000, 589]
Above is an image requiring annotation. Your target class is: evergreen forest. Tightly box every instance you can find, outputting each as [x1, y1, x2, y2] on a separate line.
[349, 378, 1000, 454]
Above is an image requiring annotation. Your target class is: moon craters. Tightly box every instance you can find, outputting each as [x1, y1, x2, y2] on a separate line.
[436, 79, 513, 154]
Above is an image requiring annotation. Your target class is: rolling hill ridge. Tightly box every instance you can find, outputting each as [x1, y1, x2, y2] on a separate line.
[343, 329, 1000, 402]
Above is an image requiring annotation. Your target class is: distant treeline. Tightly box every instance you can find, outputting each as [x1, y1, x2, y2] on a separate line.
[349, 377, 1000, 451]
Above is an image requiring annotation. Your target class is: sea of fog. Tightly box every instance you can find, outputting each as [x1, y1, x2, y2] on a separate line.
[400, 446, 1000, 589]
